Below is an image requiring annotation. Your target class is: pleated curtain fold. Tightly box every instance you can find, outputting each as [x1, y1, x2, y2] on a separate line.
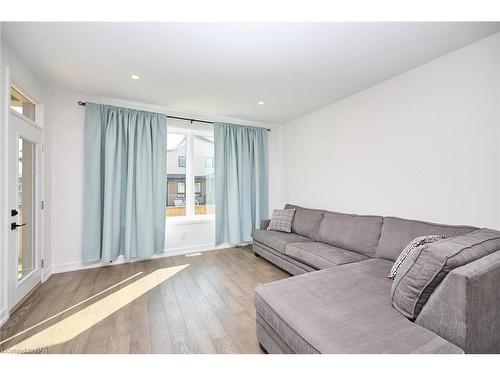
[214, 122, 268, 245]
[83, 103, 167, 262]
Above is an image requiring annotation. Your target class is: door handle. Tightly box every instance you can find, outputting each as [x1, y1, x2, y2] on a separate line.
[11, 222, 27, 230]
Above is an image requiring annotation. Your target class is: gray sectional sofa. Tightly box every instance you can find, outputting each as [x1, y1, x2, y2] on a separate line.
[251, 204, 500, 354]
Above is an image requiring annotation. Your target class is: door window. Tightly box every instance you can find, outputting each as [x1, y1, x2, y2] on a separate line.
[17, 138, 36, 280]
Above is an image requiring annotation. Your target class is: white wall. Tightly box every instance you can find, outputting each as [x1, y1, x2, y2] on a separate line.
[46, 87, 284, 274]
[268, 124, 287, 211]
[285, 33, 500, 228]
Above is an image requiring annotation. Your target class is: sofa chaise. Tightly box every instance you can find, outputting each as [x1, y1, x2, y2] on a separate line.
[251, 204, 500, 354]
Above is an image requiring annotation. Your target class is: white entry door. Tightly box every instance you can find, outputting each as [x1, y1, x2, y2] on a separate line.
[7, 111, 43, 311]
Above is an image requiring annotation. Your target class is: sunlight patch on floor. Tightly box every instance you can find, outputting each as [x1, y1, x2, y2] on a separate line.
[1, 265, 189, 352]
[1, 272, 144, 348]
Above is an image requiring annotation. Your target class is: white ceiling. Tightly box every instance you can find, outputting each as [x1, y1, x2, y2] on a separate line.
[3, 22, 500, 124]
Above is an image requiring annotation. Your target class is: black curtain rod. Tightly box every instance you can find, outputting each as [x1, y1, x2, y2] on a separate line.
[77, 101, 271, 131]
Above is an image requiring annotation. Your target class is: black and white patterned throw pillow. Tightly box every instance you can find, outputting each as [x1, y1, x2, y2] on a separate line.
[267, 209, 296, 233]
[388, 234, 445, 279]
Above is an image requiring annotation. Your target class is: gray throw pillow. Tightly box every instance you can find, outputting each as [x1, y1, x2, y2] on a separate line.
[267, 208, 296, 233]
[391, 228, 500, 320]
[388, 235, 444, 279]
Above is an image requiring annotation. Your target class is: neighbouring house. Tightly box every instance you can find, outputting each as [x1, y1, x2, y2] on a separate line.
[166, 134, 215, 216]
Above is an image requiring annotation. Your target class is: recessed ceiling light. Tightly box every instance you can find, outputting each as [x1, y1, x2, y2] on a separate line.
[130, 74, 140, 80]
[258, 101, 265, 106]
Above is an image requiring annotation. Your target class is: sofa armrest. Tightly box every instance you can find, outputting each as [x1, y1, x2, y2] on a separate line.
[416, 250, 500, 353]
[260, 219, 271, 230]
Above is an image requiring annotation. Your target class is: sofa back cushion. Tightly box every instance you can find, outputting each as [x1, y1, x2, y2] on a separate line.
[317, 212, 383, 257]
[391, 228, 500, 320]
[376, 217, 476, 261]
[285, 204, 324, 240]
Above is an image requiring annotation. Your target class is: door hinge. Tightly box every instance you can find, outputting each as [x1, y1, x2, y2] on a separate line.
[41, 259, 44, 268]
[41, 201, 45, 210]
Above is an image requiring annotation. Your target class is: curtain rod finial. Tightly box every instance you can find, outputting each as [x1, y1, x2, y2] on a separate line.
[78, 101, 86, 106]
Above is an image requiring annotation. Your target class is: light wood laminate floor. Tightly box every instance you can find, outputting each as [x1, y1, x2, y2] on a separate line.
[0, 246, 289, 354]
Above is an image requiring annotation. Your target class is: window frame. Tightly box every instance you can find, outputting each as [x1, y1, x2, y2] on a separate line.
[178, 155, 186, 168]
[9, 83, 42, 129]
[194, 181, 202, 195]
[176, 181, 186, 196]
[205, 157, 214, 169]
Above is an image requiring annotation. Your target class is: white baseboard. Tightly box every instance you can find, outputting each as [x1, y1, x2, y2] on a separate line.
[48, 243, 238, 275]
[0, 307, 9, 328]
[164, 243, 235, 256]
[43, 265, 55, 281]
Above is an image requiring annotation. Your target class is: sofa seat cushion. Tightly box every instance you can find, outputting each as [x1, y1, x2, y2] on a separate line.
[284, 242, 368, 270]
[254, 259, 463, 354]
[253, 241, 316, 275]
[251, 229, 311, 254]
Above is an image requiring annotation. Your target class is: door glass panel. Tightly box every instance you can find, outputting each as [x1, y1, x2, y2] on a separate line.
[10, 87, 36, 122]
[194, 135, 215, 215]
[17, 138, 36, 280]
[166, 133, 186, 217]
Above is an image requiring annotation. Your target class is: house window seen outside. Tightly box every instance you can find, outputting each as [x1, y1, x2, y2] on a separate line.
[166, 131, 215, 218]
[166, 133, 186, 217]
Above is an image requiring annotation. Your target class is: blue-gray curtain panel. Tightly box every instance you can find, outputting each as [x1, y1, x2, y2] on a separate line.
[214, 122, 268, 245]
[83, 103, 167, 262]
